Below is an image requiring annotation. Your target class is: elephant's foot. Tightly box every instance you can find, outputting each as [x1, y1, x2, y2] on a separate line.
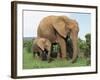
[70, 58, 77, 63]
[48, 58, 54, 63]
[57, 53, 61, 59]
[61, 54, 67, 59]
[70, 60, 75, 63]
[59, 52, 66, 58]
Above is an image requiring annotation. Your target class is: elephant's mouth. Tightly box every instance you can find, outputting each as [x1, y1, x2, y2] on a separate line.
[65, 35, 73, 59]
[41, 49, 48, 61]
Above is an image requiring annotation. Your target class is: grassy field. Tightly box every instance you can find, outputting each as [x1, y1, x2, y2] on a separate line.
[23, 48, 90, 69]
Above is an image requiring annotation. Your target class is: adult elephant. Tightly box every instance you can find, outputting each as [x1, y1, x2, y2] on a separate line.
[37, 15, 79, 63]
[32, 38, 51, 61]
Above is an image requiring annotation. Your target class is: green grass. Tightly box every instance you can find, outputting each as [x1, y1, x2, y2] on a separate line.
[23, 48, 90, 69]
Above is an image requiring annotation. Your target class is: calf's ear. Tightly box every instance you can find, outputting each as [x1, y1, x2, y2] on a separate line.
[37, 38, 45, 51]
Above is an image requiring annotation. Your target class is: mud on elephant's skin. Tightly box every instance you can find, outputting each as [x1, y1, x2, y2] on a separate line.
[32, 38, 51, 61]
[37, 15, 79, 63]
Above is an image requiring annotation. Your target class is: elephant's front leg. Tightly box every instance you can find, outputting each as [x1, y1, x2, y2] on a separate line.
[56, 34, 67, 59]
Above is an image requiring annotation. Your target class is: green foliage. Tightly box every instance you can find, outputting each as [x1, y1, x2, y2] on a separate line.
[23, 39, 32, 53]
[78, 38, 87, 53]
[84, 33, 91, 58]
[78, 33, 91, 54]
[52, 44, 60, 53]
[78, 33, 91, 65]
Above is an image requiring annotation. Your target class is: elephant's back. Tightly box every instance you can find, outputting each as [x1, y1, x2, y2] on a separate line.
[37, 16, 57, 42]
[40, 15, 56, 22]
[38, 16, 55, 29]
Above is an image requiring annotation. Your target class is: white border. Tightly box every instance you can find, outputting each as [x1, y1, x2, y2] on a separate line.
[17, 3, 96, 76]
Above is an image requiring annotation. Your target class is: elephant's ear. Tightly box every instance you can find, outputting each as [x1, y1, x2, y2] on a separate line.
[37, 38, 45, 51]
[53, 17, 67, 38]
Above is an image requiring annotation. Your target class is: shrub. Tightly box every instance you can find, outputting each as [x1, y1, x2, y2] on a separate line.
[23, 40, 32, 53]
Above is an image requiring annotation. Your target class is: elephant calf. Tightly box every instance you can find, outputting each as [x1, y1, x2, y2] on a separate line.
[32, 38, 51, 61]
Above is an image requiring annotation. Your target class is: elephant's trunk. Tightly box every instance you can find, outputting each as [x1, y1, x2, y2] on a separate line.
[71, 33, 78, 63]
